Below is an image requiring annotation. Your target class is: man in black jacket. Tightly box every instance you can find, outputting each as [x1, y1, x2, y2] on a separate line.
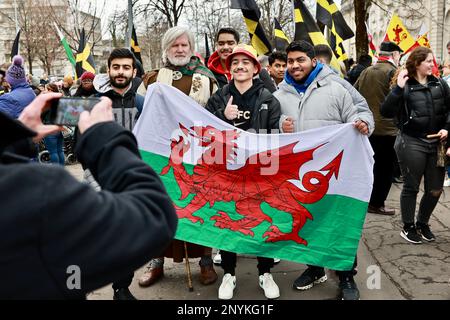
[205, 44, 281, 300]
[206, 45, 281, 133]
[91, 48, 146, 299]
[0, 93, 177, 299]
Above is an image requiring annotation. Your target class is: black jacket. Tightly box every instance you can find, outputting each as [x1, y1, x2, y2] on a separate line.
[205, 79, 281, 132]
[381, 76, 450, 139]
[346, 63, 370, 85]
[0, 117, 177, 299]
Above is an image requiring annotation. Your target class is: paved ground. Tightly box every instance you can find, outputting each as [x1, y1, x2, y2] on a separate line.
[65, 164, 450, 300]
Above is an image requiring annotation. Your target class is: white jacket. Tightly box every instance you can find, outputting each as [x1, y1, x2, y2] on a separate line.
[274, 65, 374, 133]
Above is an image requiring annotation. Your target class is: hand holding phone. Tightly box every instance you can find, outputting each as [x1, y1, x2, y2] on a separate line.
[78, 97, 113, 134]
[50, 97, 101, 126]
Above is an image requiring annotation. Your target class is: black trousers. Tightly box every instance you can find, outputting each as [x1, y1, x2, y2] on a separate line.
[394, 134, 445, 225]
[307, 256, 358, 279]
[369, 135, 397, 207]
[221, 250, 274, 276]
[112, 273, 134, 290]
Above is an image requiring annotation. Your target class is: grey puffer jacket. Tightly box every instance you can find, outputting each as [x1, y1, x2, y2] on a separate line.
[274, 65, 374, 133]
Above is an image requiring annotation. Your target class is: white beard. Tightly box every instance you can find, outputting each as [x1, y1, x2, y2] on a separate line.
[168, 55, 191, 66]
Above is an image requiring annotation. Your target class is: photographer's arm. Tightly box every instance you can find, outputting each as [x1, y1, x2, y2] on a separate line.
[39, 99, 178, 297]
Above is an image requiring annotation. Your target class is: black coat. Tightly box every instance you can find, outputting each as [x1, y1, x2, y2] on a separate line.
[205, 80, 281, 133]
[381, 76, 450, 138]
[0, 118, 178, 299]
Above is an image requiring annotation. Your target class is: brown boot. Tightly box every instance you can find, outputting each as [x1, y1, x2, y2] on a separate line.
[199, 264, 218, 285]
[138, 267, 164, 287]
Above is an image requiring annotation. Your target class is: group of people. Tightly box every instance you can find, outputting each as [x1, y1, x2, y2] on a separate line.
[0, 24, 449, 301]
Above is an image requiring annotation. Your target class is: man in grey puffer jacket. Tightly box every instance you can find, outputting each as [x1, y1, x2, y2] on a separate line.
[274, 40, 374, 300]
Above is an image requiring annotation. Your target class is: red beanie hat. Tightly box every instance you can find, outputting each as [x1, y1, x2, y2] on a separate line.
[80, 72, 95, 81]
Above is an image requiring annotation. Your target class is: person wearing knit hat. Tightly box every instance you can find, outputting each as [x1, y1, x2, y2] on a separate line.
[73, 71, 97, 97]
[0, 56, 36, 119]
[205, 43, 281, 300]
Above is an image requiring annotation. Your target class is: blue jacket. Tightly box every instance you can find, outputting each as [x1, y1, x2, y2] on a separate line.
[0, 83, 36, 119]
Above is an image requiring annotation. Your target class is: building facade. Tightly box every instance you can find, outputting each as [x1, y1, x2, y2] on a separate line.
[341, 0, 450, 62]
[0, 0, 107, 77]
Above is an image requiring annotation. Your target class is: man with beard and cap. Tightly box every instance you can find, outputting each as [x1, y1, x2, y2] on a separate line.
[207, 28, 240, 88]
[84, 48, 145, 300]
[138, 26, 219, 289]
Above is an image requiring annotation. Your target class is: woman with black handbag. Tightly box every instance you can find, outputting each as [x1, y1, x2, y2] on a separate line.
[381, 46, 450, 244]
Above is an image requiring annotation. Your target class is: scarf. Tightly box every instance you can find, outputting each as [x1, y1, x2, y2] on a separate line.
[166, 56, 217, 84]
[284, 62, 324, 94]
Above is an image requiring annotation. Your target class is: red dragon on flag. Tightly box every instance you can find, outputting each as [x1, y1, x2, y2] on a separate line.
[161, 123, 344, 246]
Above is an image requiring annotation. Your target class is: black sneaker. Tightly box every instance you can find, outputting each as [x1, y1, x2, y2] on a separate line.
[416, 222, 435, 242]
[338, 276, 360, 300]
[400, 224, 422, 244]
[293, 267, 327, 290]
[113, 288, 137, 300]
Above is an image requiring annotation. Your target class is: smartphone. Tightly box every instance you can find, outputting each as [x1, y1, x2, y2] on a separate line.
[49, 97, 101, 126]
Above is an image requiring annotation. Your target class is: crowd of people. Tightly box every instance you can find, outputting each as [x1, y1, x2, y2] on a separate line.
[0, 25, 449, 301]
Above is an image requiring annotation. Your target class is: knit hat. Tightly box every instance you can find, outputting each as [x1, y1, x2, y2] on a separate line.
[225, 44, 261, 74]
[80, 71, 95, 81]
[6, 55, 27, 87]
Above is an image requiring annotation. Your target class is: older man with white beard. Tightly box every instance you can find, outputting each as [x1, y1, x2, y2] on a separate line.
[138, 26, 219, 288]
[141, 26, 218, 107]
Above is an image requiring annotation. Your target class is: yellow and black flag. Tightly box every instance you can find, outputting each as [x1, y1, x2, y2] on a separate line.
[293, 0, 342, 73]
[316, 0, 353, 62]
[274, 18, 289, 52]
[75, 29, 96, 78]
[230, 0, 272, 55]
[131, 25, 143, 65]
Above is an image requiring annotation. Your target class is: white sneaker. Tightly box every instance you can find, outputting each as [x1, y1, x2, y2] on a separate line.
[259, 273, 280, 299]
[218, 273, 236, 300]
[213, 251, 222, 265]
[274, 258, 281, 264]
[444, 178, 450, 187]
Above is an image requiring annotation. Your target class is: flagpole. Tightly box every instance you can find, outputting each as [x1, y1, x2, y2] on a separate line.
[227, 0, 231, 26]
[126, 0, 133, 49]
[13, 0, 19, 33]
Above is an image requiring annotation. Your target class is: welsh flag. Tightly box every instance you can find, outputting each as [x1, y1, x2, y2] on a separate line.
[133, 84, 374, 271]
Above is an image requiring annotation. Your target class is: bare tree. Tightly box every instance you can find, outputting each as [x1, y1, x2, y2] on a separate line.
[107, 10, 128, 48]
[45, 0, 106, 53]
[17, 0, 61, 74]
[137, 0, 186, 28]
[139, 14, 169, 70]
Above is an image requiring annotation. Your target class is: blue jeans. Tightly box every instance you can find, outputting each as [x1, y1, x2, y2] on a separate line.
[44, 132, 65, 166]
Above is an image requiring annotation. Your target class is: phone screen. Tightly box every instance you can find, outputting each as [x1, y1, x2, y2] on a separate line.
[50, 97, 101, 126]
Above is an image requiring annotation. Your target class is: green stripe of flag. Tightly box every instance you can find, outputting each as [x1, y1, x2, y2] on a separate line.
[54, 23, 76, 67]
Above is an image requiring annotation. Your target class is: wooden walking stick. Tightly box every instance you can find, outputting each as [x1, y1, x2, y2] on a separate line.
[184, 241, 194, 292]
